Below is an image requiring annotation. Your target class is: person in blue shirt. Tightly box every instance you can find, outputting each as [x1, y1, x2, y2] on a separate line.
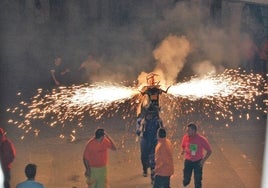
[16, 163, 44, 188]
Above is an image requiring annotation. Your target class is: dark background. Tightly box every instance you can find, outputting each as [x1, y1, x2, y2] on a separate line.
[0, 0, 267, 108]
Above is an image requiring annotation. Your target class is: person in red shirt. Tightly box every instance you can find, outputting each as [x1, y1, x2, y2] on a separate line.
[0, 128, 16, 188]
[180, 123, 212, 188]
[83, 128, 116, 188]
[153, 127, 174, 188]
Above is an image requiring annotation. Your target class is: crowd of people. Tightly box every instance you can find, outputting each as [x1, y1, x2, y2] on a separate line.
[2, 69, 213, 188]
[0, 122, 212, 188]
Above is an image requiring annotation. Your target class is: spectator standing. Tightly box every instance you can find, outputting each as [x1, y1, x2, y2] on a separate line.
[50, 56, 70, 86]
[83, 128, 116, 188]
[16, 163, 44, 188]
[77, 54, 101, 84]
[0, 128, 16, 188]
[153, 127, 174, 188]
[239, 34, 259, 73]
[259, 36, 268, 76]
[180, 123, 212, 188]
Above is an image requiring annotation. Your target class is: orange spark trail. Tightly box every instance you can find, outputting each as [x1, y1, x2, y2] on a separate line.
[6, 69, 267, 139]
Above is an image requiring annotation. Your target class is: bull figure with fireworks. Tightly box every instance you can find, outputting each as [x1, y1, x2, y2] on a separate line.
[135, 72, 170, 184]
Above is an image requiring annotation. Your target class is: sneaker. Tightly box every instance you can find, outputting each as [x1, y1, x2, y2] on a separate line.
[143, 171, 147, 177]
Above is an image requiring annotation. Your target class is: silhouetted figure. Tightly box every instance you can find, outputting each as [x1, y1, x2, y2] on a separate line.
[50, 56, 70, 86]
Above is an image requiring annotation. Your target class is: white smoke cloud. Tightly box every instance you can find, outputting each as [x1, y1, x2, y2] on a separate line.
[153, 35, 191, 85]
[191, 60, 217, 76]
[0, 0, 264, 95]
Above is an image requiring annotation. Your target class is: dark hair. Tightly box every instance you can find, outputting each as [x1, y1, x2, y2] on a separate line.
[95, 128, 105, 139]
[25, 163, 37, 179]
[187, 123, 197, 131]
[158, 127, 166, 138]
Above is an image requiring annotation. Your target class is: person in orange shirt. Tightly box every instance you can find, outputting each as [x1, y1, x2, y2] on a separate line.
[83, 128, 116, 188]
[153, 127, 174, 188]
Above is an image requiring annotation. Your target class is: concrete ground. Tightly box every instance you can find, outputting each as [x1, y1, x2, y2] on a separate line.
[3, 115, 266, 188]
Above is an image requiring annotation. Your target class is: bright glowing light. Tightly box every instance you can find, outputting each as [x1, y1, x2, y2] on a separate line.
[69, 83, 138, 107]
[168, 70, 263, 101]
[169, 78, 235, 99]
[6, 69, 267, 139]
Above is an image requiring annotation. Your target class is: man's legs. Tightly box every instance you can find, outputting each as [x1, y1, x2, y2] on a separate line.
[193, 160, 203, 188]
[183, 160, 193, 187]
[3, 169, 10, 188]
[86, 167, 107, 188]
[153, 175, 170, 188]
[149, 142, 157, 183]
[140, 138, 149, 176]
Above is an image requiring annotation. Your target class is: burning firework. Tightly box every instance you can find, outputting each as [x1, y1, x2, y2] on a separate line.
[6, 69, 267, 139]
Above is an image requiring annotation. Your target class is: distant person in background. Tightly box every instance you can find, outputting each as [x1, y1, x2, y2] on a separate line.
[239, 34, 259, 73]
[259, 36, 268, 76]
[153, 127, 174, 188]
[50, 56, 70, 86]
[77, 54, 101, 84]
[16, 163, 44, 188]
[0, 128, 16, 188]
[180, 123, 212, 188]
[83, 128, 116, 188]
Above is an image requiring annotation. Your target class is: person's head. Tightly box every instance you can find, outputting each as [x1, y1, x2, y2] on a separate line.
[186, 123, 197, 137]
[95, 128, 105, 140]
[25, 163, 37, 180]
[0, 128, 6, 142]
[54, 57, 62, 66]
[146, 72, 158, 86]
[87, 54, 94, 60]
[157, 127, 166, 139]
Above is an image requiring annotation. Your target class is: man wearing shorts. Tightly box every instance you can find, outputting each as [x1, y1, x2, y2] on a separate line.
[83, 128, 116, 188]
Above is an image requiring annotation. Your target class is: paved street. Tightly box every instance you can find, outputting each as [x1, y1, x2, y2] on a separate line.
[4, 116, 265, 188]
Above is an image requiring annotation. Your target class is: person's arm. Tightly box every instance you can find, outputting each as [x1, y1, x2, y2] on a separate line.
[200, 150, 212, 166]
[179, 136, 186, 160]
[83, 157, 91, 177]
[2, 140, 16, 167]
[200, 137, 212, 166]
[50, 69, 60, 85]
[61, 68, 70, 75]
[104, 132, 117, 151]
[178, 149, 185, 160]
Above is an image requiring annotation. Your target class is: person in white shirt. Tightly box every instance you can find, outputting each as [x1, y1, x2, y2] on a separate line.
[16, 163, 44, 188]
